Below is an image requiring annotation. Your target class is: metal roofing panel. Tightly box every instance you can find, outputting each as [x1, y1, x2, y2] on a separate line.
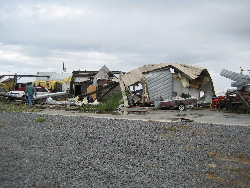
[36, 72, 72, 81]
[220, 69, 250, 88]
[120, 63, 205, 87]
[220, 69, 250, 81]
[146, 70, 172, 101]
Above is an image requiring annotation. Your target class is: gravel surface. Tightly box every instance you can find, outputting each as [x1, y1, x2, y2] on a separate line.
[0, 111, 249, 188]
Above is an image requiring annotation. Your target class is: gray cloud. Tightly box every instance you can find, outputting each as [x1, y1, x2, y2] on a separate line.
[0, 0, 250, 90]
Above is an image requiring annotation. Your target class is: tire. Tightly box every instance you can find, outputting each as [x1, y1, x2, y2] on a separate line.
[178, 104, 186, 111]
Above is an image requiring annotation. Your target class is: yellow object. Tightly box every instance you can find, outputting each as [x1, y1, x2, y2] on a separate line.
[1, 79, 14, 91]
[180, 75, 190, 87]
[64, 76, 72, 84]
[34, 80, 63, 90]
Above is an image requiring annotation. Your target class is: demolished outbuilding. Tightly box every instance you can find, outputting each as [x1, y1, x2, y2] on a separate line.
[36, 72, 72, 92]
[73, 65, 122, 101]
[219, 69, 250, 113]
[119, 63, 215, 107]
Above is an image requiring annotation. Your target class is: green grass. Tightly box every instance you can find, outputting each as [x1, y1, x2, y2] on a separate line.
[0, 101, 37, 112]
[165, 127, 177, 131]
[230, 168, 250, 178]
[230, 168, 244, 173]
[80, 92, 123, 113]
[0, 122, 6, 127]
[36, 117, 46, 123]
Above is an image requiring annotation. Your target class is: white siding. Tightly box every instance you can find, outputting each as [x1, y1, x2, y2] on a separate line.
[172, 79, 200, 98]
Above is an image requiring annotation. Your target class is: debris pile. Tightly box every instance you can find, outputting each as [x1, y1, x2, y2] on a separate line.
[1, 63, 218, 112]
[217, 69, 250, 113]
[119, 63, 214, 107]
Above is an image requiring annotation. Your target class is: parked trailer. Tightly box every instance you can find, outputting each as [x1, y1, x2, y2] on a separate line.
[160, 97, 197, 111]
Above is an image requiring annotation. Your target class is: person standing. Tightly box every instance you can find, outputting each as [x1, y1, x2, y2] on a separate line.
[25, 83, 36, 107]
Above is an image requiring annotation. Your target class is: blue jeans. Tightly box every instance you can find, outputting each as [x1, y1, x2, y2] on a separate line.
[28, 93, 33, 106]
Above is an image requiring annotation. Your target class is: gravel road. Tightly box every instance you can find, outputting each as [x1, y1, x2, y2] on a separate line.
[0, 111, 249, 188]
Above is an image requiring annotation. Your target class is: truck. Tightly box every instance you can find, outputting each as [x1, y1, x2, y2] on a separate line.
[8, 86, 50, 100]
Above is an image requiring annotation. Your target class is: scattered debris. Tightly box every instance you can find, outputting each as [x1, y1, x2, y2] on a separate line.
[1, 63, 217, 113]
[181, 118, 194, 122]
[216, 69, 250, 113]
[70, 65, 122, 101]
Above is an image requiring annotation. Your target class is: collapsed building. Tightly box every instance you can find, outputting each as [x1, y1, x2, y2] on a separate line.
[0, 66, 122, 102]
[71, 65, 122, 101]
[35, 66, 122, 99]
[1, 63, 215, 109]
[220, 69, 250, 90]
[219, 69, 250, 113]
[119, 63, 215, 107]
[35, 72, 72, 92]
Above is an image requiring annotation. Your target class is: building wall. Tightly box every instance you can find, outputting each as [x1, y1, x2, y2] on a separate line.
[74, 77, 89, 83]
[172, 78, 200, 99]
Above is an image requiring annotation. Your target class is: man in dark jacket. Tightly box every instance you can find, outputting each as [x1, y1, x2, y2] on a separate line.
[25, 83, 36, 107]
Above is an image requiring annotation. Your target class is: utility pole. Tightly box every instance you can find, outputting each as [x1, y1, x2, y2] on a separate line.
[63, 62, 66, 72]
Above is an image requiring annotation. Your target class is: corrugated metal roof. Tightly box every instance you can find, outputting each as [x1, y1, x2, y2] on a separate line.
[220, 69, 250, 87]
[37, 72, 72, 81]
[220, 69, 250, 81]
[120, 63, 205, 86]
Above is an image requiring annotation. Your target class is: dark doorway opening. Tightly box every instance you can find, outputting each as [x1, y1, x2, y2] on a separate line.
[75, 85, 82, 96]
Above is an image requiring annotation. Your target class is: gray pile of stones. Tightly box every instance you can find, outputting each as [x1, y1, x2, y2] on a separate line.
[0, 111, 249, 187]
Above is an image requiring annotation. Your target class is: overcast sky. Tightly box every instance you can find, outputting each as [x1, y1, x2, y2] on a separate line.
[0, 0, 250, 91]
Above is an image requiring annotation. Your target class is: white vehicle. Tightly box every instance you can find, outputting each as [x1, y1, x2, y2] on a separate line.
[8, 91, 25, 98]
[8, 86, 50, 99]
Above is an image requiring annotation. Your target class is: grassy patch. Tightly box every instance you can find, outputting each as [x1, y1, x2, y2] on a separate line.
[80, 92, 123, 113]
[36, 117, 46, 123]
[230, 168, 244, 173]
[229, 168, 250, 178]
[155, 125, 177, 136]
[0, 122, 6, 127]
[206, 171, 250, 187]
[165, 127, 177, 131]
[0, 101, 37, 112]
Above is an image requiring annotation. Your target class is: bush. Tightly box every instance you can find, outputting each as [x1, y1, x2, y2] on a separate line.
[81, 92, 123, 113]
